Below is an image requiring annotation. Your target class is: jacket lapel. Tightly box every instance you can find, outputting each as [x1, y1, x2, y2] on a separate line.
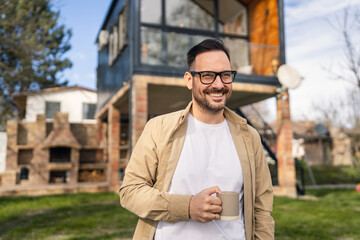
[163, 103, 191, 191]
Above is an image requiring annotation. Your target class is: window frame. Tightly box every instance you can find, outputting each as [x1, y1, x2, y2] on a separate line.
[108, 2, 129, 65]
[82, 102, 97, 120]
[45, 101, 61, 120]
[138, 0, 249, 68]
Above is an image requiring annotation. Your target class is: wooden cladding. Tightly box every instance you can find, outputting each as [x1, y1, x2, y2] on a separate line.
[247, 0, 280, 75]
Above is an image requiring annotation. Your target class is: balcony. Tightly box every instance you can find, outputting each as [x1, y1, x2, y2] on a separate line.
[139, 27, 280, 81]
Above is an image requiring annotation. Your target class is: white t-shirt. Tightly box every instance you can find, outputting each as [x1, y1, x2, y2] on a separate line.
[155, 114, 245, 240]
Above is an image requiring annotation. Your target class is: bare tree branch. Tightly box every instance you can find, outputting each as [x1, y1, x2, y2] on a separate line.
[327, 6, 360, 88]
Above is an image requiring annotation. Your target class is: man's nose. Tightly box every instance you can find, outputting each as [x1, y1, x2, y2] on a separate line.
[211, 75, 224, 88]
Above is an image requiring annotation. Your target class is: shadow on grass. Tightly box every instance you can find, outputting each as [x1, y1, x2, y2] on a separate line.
[0, 201, 138, 239]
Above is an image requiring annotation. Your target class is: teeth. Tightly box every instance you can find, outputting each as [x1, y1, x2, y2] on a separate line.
[209, 93, 223, 97]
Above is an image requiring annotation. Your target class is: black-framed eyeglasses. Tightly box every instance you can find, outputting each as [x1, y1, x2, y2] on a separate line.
[189, 71, 237, 84]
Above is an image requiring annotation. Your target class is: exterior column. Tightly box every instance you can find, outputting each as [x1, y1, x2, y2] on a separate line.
[131, 77, 148, 150]
[276, 91, 297, 197]
[69, 149, 79, 184]
[33, 114, 48, 184]
[108, 105, 120, 190]
[97, 120, 107, 169]
[97, 120, 106, 148]
[3, 120, 18, 186]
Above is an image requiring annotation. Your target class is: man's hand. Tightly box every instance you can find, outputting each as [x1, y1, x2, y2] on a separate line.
[189, 186, 222, 223]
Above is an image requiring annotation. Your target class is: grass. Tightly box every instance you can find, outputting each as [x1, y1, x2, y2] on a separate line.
[0, 193, 138, 240]
[0, 189, 359, 239]
[274, 189, 360, 240]
[302, 165, 360, 185]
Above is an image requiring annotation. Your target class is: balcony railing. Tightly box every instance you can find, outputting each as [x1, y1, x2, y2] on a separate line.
[140, 27, 280, 77]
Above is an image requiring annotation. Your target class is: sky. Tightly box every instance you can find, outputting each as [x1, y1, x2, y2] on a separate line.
[52, 0, 112, 90]
[53, 0, 360, 122]
[282, 0, 360, 122]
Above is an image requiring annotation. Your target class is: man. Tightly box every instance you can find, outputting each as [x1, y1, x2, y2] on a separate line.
[119, 39, 274, 239]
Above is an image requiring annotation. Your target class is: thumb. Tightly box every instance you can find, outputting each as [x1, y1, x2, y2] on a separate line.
[203, 186, 221, 196]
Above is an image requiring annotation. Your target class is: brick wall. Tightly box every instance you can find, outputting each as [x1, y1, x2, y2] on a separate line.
[107, 105, 120, 188]
[276, 91, 296, 197]
[3, 112, 103, 188]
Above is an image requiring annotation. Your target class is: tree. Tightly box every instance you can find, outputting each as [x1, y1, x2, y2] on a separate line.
[327, 7, 360, 88]
[316, 6, 360, 131]
[0, 0, 72, 130]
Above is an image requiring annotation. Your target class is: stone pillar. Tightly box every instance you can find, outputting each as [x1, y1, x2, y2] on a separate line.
[97, 121, 106, 148]
[31, 115, 48, 184]
[97, 120, 107, 165]
[108, 105, 120, 189]
[3, 120, 18, 185]
[131, 77, 148, 149]
[69, 149, 79, 184]
[276, 91, 297, 197]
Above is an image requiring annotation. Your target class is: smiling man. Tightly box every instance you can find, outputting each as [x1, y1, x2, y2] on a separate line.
[119, 39, 274, 240]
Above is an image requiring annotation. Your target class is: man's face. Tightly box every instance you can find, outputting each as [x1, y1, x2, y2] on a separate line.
[186, 50, 232, 114]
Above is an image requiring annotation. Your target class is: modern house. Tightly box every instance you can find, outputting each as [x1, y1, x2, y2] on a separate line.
[95, 0, 296, 196]
[1, 87, 108, 194]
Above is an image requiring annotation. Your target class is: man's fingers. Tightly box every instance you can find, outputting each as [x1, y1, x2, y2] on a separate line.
[203, 186, 221, 196]
[210, 196, 222, 206]
[190, 187, 223, 223]
[203, 213, 220, 222]
[208, 204, 222, 214]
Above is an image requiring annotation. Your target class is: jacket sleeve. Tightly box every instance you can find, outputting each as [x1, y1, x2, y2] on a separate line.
[252, 129, 275, 240]
[119, 118, 192, 223]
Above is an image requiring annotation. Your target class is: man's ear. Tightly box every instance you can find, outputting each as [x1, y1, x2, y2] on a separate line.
[184, 71, 193, 90]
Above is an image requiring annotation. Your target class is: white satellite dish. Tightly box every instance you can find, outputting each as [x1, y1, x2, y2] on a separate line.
[277, 64, 301, 89]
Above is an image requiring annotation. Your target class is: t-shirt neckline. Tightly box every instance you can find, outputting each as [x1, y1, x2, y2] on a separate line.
[188, 113, 227, 128]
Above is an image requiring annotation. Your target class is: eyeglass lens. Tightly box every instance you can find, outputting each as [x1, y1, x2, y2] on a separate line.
[200, 71, 234, 84]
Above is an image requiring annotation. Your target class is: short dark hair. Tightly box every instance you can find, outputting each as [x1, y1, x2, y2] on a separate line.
[187, 38, 230, 70]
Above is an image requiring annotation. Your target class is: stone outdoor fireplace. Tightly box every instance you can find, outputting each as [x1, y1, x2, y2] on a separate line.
[50, 147, 71, 163]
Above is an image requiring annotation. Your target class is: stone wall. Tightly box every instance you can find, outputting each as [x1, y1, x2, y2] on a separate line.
[331, 128, 353, 166]
[2, 113, 105, 188]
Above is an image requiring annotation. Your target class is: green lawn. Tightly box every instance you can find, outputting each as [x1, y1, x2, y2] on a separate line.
[274, 189, 360, 240]
[301, 164, 360, 185]
[0, 189, 359, 239]
[0, 193, 137, 239]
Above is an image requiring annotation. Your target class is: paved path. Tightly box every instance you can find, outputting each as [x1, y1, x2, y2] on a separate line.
[305, 184, 357, 190]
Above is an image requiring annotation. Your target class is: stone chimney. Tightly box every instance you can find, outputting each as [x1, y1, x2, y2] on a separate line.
[43, 113, 80, 149]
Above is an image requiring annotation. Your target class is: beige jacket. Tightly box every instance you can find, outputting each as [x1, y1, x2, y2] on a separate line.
[119, 102, 274, 240]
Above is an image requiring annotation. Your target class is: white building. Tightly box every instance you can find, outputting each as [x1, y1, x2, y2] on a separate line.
[0, 132, 6, 173]
[13, 86, 97, 123]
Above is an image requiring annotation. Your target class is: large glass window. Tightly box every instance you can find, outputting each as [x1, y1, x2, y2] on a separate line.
[141, 27, 164, 65]
[141, 0, 161, 24]
[141, 27, 208, 68]
[83, 103, 96, 120]
[167, 33, 208, 67]
[109, 4, 128, 65]
[139, 0, 251, 69]
[223, 38, 250, 73]
[218, 0, 247, 35]
[119, 5, 128, 50]
[45, 101, 60, 119]
[166, 0, 214, 30]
